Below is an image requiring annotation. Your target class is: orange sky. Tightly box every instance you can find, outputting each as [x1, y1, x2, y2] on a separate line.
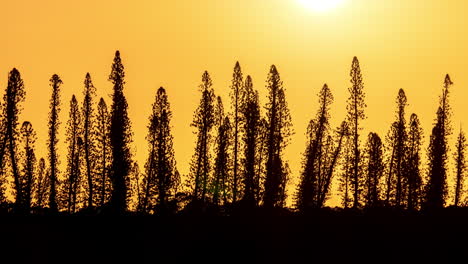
[1, 0, 468, 207]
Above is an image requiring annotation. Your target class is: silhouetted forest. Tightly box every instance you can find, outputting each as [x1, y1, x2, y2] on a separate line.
[0, 51, 466, 216]
[3, 51, 468, 262]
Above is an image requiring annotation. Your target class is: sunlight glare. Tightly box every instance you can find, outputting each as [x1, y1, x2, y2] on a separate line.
[298, 0, 345, 12]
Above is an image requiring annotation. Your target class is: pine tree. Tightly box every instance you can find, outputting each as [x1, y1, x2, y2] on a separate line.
[0, 79, 8, 205]
[346, 56, 366, 209]
[363, 132, 384, 208]
[82, 73, 97, 208]
[212, 97, 231, 206]
[61, 95, 82, 213]
[340, 133, 354, 209]
[425, 74, 453, 210]
[255, 118, 269, 204]
[4, 68, 26, 212]
[240, 75, 261, 206]
[188, 71, 216, 205]
[296, 84, 333, 210]
[20, 121, 36, 212]
[129, 161, 140, 212]
[317, 121, 348, 208]
[140, 87, 179, 214]
[230, 61, 243, 203]
[263, 65, 293, 208]
[406, 113, 423, 210]
[385, 121, 398, 205]
[453, 128, 466, 207]
[108, 50, 133, 214]
[95, 98, 112, 207]
[35, 158, 49, 209]
[385, 89, 408, 207]
[47, 74, 62, 213]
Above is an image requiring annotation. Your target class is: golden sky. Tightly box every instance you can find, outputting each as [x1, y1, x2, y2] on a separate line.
[1, 0, 468, 207]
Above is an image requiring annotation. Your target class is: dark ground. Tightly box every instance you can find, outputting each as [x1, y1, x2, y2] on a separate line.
[2, 208, 468, 263]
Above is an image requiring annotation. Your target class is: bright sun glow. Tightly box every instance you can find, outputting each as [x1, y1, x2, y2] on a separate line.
[298, 0, 344, 12]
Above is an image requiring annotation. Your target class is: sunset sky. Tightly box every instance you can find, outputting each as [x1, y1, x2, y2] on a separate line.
[1, 0, 468, 206]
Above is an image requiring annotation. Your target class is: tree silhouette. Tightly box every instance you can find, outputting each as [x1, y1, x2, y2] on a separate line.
[4, 68, 26, 212]
[34, 158, 48, 209]
[385, 89, 408, 207]
[230, 61, 243, 203]
[140, 87, 179, 214]
[82, 73, 97, 208]
[60, 95, 83, 213]
[346, 56, 366, 209]
[3, 52, 468, 219]
[108, 50, 133, 214]
[453, 128, 466, 207]
[317, 121, 348, 208]
[424, 74, 453, 210]
[188, 71, 215, 205]
[406, 113, 423, 210]
[363, 132, 384, 208]
[296, 84, 333, 210]
[254, 118, 269, 204]
[95, 98, 112, 207]
[212, 97, 231, 207]
[20, 121, 36, 212]
[385, 121, 398, 205]
[240, 75, 261, 206]
[263, 65, 293, 208]
[47, 74, 62, 213]
[340, 132, 354, 209]
[129, 161, 140, 212]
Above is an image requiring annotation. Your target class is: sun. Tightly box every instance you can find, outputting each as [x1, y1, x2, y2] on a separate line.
[298, 0, 345, 12]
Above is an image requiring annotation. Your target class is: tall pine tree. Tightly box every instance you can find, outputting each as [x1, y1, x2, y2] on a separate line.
[4, 68, 26, 212]
[95, 98, 112, 207]
[263, 65, 293, 208]
[425, 74, 453, 210]
[240, 75, 261, 206]
[212, 96, 231, 206]
[406, 113, 423, 210]
[363, 132, 384, 208]
[20, 121, 36, 212]
[82, 73, 96, 208]
[453, 128, 466, 207]
[385, 88, 408, 207]
[47, 74, 62, 213]
[188, 71, 215, 205]
[108, 50, 133, 214]
[230, 61, 243, 203]
[61, 95, 82, 213]
[140, 87, 179, 214]
[296, 84, 333, 210]
[346, 56, 366, 209]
